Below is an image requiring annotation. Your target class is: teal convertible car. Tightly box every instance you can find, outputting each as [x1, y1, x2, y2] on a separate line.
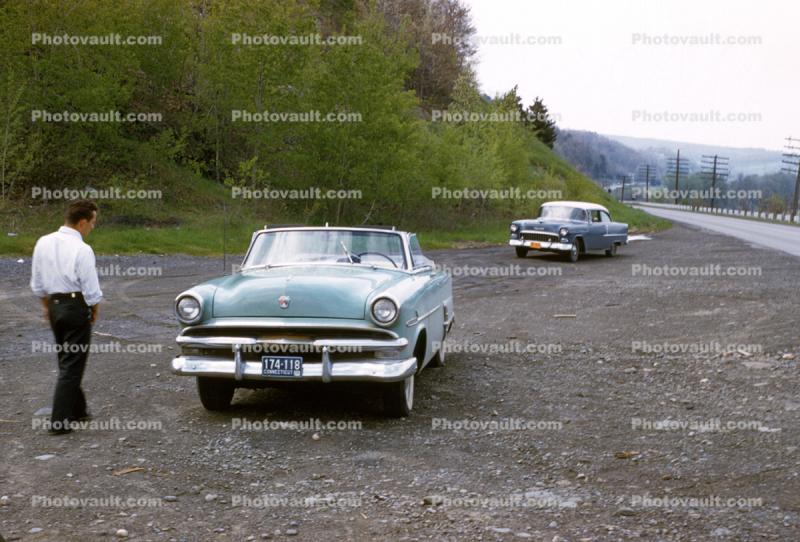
[170, 226, 454, 417]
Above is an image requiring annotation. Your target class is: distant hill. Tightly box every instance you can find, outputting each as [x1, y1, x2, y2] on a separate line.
[605, 135, 783, 177]
[554, 129, 664, 186]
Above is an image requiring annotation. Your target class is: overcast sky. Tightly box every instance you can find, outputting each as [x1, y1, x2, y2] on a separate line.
[462, 0, 799, 151]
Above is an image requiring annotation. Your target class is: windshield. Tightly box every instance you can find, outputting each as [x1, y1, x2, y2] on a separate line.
[538, 205, 588, 221]
[243, 230, 407, 269]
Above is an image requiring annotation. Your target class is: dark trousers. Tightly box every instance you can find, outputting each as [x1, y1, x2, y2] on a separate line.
[48, 294, 92, 429]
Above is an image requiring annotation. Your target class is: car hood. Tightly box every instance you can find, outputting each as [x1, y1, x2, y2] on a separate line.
[516, 217, 585, 233]
[210, 265, 406, 319]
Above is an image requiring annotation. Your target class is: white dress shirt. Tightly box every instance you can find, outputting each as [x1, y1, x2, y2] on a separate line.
[30, 226, 103, 306]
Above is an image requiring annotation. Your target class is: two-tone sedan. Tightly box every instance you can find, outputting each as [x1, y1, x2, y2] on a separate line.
[509, 201, 628, 262]
[170, 226, 454, 417]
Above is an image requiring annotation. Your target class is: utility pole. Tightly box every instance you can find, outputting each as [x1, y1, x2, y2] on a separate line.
[636, 164, 654, 202]
[620, 174, 627, 202]
[701, 154, 729, 209]
[782, 137, 800, 221]
[666, 150, 689, 205]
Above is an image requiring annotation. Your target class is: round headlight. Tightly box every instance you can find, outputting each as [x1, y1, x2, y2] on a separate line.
[559, 227, 569, 237]
[372, 298, 398, 325]
[510, 224, 519, 233]
[176, 295, 202, 323]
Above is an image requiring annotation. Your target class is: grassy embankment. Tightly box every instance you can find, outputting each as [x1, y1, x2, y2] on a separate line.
[0, 142, 670, 257]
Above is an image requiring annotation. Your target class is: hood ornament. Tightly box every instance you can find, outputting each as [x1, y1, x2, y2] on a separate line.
[278, 295, 291, 309]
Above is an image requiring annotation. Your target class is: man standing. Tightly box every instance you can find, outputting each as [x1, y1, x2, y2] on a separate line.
[30, 200, 103, 435]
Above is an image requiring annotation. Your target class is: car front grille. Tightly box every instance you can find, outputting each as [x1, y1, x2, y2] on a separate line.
[520, 232, 559, 243]
[178, 325, 403, 360]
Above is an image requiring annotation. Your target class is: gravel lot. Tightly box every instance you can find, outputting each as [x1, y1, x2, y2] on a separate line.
[1, 223, 799, 541]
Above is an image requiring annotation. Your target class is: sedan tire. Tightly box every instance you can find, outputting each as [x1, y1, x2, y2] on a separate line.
[566, 241, 580, 262]
[515, 246, 528, 258]
[429, 342, 446, 367]
[383, 375, 414, 417]
[605, 243, 618, 257]
[197, 377, 235, 411]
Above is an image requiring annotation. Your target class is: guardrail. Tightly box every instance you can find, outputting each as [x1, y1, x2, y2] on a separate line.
[627, 201, 800, 225]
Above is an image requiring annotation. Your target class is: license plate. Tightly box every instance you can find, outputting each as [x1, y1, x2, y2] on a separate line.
[529, 242, 541, 249]
[261, 356, 303, 377]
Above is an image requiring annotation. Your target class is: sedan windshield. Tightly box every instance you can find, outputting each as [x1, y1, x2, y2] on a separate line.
[243, 230, 407, 269]
[538, 205, 588, 221]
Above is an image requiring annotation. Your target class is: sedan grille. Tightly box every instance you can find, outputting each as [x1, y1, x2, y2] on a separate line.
[521, 232, 559, 243]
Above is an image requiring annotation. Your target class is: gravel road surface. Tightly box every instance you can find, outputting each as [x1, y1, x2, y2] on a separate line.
[1, 223, 799, 541]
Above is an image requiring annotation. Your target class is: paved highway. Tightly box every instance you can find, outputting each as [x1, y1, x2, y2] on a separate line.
[634, 204, 800, 258]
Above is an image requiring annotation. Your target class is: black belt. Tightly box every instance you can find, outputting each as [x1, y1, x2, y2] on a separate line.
[50, 292, 85, 302]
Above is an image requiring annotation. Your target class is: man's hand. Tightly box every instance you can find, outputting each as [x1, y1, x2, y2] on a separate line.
[91, 304, 99, 324]
[41, 297, 49, 322]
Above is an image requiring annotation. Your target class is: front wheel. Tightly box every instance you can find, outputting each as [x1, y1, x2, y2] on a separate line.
[566, 241, 580, 262]
[515, 246, 528, 258]
[197, 377, 235, 411]
[383, 375, 414, 417]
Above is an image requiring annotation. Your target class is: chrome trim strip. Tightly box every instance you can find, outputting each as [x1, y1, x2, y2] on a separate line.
[177, 336, 408, 350]
[171, 356, 418, 383]
[180, 320, 400, 340]
[405, 304, 441, 327]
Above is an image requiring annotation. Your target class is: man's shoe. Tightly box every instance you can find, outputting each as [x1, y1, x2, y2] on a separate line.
[76, 413, 92, 422]
[48, 427, 73, 436]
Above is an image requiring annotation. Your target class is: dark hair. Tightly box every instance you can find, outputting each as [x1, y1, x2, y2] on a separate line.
[65, 200, 98, 225]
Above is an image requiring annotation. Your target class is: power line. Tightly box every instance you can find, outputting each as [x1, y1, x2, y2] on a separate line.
[666, 150, 689, 204]
[701, 155, 729, 209]
[636, 164, 655, 202]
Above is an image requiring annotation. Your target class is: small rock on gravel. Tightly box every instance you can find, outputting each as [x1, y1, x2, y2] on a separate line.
[615, 507, 636, 517]
[115, 528, 129, 538]
[422, 495, 444, 506]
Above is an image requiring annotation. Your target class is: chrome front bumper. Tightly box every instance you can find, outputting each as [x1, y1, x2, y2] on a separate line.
[171, 334, 415, 383]
[509, 239, 572, 251]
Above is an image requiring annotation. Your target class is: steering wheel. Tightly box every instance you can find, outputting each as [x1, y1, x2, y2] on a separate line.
[356, 251, 398, 268]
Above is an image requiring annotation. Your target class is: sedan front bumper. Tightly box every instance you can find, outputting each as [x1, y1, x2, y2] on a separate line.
[171, 355, 417, 383]
[509, 239, 572, 251]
